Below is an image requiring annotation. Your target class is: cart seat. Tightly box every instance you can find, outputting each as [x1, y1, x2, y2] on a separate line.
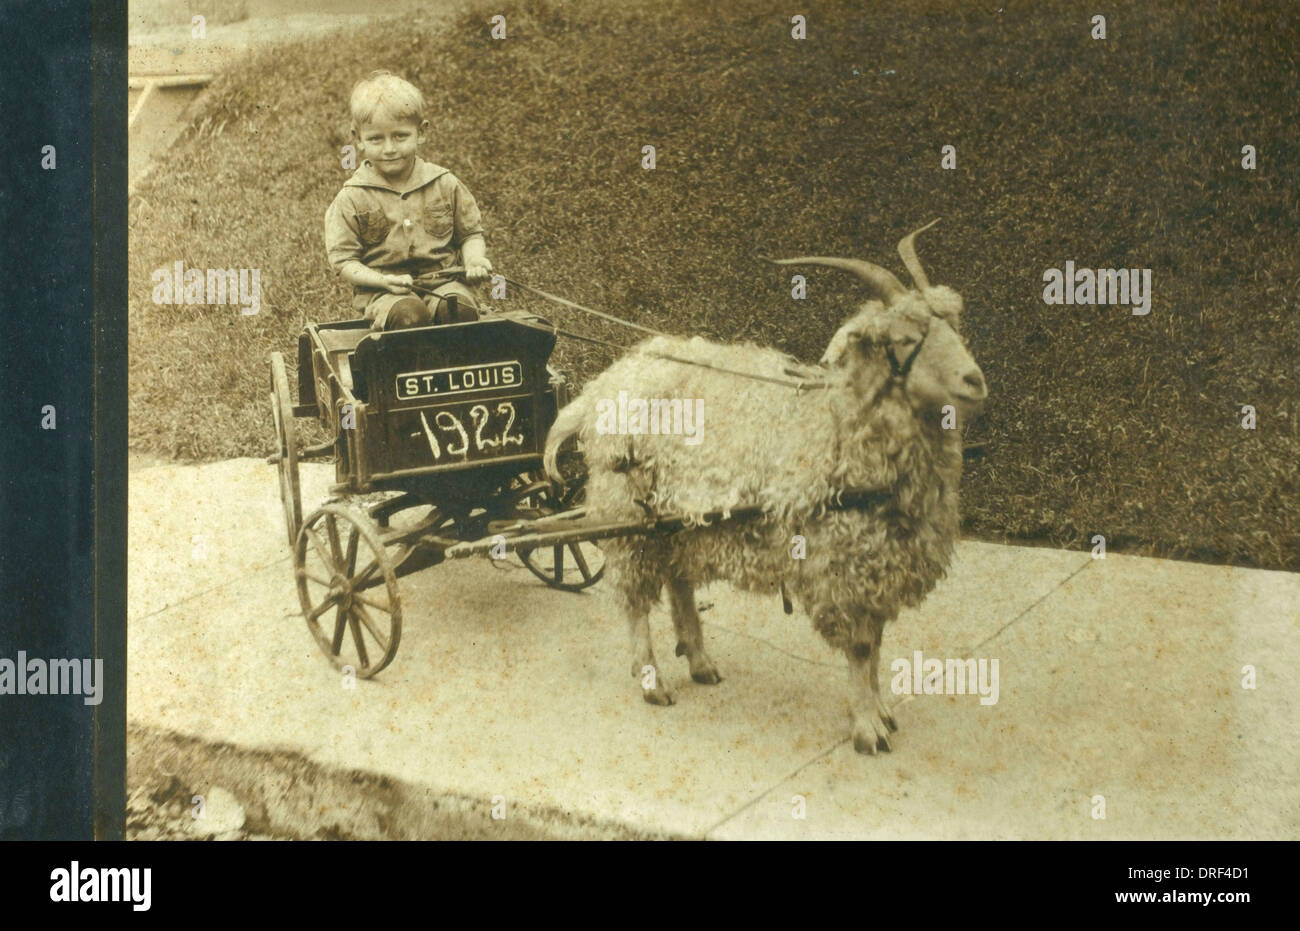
[317, 327, 371, 355]
[317, 327, 371, 394]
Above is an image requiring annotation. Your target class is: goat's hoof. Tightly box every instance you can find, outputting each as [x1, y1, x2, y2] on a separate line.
[641, 685, 675, 706]
[678, 643, 722, 684]
[853, 732, 879, 755]
[691, 666, 723, 685]
[852, 732, 892, 755]
[851, 714, 894, 755]
[687, 651, 723, 684]
[875, 697, 899, 732]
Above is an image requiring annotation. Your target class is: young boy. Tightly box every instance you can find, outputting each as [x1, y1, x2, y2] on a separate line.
[325, 71, 493, 329]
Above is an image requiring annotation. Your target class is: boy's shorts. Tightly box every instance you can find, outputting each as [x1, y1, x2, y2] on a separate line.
[364, 280, 481, 329]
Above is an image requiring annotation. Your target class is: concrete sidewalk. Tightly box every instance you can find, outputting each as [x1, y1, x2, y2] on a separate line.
[126, 458, 1300, 840]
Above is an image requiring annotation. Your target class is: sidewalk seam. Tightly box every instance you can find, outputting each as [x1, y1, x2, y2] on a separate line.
[703, 739, 848, 838]
[704, 621, 844, 669]
[128, 554, 290, 623]
[969, 556, 1093, 652]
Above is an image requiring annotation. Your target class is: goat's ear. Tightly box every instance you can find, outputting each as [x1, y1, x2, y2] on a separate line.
[923, 286, 964, 328]
[820, 324, 859, 366]
[821, 304, 884, 366]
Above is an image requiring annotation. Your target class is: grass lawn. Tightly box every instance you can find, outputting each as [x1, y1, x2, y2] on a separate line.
[128, 0, 1299, 571]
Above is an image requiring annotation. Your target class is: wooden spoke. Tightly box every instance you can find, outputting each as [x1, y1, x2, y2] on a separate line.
[348, 610, 370, 668]
[331, 605, 348, 655]
[351, 557, 381, 589]
[325, 514, 343, 563]
[344, 525, 360, 575]
[306, 596, 338, 624]
[351, 590, 392, 615]
[568, 543, 594, 581]
[352, 602, 390, 653]
[307, 528, 334, 568]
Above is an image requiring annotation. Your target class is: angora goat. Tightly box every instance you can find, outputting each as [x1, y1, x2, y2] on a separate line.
[543, 222, 986, 753]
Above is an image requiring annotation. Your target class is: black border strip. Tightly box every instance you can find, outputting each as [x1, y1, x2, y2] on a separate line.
[92, 0, 127, 842]
[19, 841, 1287, 911]
[0, 0, 100, 842]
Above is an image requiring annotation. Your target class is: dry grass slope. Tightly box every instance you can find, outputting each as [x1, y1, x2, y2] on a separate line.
[128, 0, 1300, 570]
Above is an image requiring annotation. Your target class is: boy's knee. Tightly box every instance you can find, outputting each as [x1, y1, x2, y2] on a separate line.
[384, 296, 434, 329]
[432, 294, 480, 325]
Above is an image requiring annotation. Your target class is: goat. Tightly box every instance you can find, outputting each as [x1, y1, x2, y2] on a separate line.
[543, 222, 986, 753]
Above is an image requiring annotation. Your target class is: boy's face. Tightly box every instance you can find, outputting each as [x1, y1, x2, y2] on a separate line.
[354, 115, 428, 183]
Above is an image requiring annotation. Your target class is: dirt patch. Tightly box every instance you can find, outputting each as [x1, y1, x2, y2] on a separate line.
[128, 723, 678, 840]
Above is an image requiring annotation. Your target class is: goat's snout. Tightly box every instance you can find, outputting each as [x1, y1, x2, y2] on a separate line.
[951, 364, 987, 410]
[957, 366, 987, 405]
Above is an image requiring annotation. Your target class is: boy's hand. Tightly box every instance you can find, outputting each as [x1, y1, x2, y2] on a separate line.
[383, 273, 415, 294]
[464, 258, 493, 284]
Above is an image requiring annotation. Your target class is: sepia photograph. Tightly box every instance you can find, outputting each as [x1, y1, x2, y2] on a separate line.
[111, 0, 1299, 846]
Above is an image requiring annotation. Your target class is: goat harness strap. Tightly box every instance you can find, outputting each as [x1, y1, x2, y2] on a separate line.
[830, 487, 897, 511]
[505, 274, 944, 387]
[552, 326, 829, 391]
[501, 275, 664, 337]
[886, 332, 927, 380]
[631, 486, 896, 525]
[508, 276, 830, 391]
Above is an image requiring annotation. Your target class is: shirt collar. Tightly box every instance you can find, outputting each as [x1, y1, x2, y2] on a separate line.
[344, 156, 449, 194]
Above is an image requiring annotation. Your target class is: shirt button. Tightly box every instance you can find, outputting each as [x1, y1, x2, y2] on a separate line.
[403, 218, 412, 230]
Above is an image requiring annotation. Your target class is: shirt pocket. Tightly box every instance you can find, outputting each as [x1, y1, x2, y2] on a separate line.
[425, 200, 455, 242]
[356, 210, 391, 247]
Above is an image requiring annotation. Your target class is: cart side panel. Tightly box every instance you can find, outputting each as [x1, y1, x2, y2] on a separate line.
[353, 318, 557, 480]
[296, 332, 316, 411]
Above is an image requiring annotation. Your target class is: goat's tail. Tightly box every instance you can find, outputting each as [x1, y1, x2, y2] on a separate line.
[542, 397, 590, 484]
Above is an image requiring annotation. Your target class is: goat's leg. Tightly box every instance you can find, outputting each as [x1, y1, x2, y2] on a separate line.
[627, 602, 674, 706]
[609, 539, 674, 706]
[847, 614, 897, 754]
[667, 577, 722, 685]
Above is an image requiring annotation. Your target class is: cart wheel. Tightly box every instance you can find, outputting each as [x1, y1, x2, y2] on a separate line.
[295, 503, 402, 678]
[504, 473, 606, 592]
[270, 352, 302, 549]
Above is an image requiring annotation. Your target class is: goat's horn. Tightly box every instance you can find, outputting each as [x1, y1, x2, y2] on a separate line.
[763, 256, 907, 303]
[897, 218, 941, 291]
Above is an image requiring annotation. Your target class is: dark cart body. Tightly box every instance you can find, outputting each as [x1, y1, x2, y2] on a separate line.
[268, 309, 605, 677]
[296, 313, 562, 496]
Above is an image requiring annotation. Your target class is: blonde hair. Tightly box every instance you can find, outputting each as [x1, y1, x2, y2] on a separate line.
[349, 70, 424, 129]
